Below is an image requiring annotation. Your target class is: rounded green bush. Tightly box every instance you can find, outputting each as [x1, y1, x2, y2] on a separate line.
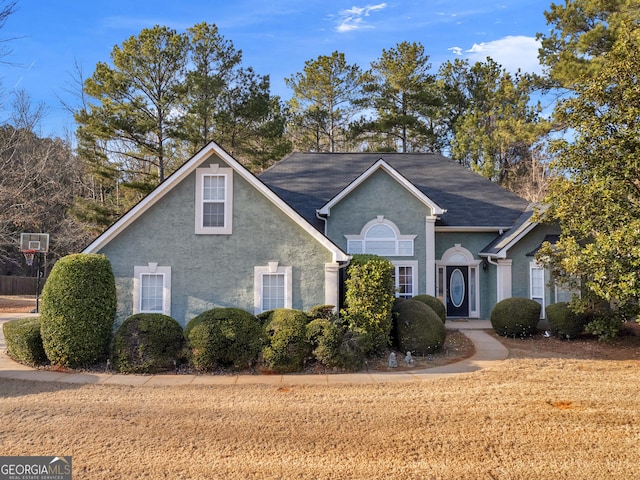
[545, 302, 587, 339]
[112, 313, 184, 373]
[490, 297, 541, 338]
[306, 318, 366, 371]
[2, 317, 47, 366]
[40, 253, 116, 368]
[306, 304, 336, 320]
[187, 308, 262, 371]
[411, 294, 446, 323]
[394, 299, 446, 354]
[262, 308, 310, 373]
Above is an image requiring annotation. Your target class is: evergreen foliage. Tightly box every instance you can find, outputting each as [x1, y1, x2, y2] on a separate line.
[537, 0, 630, 89]
[411, 294, 446, 323]
[186, 307, 262, 371]
[490, 297, 541, 338]
[285, 51, 364, 152]
[341, 254, 395, 355]
[306, 316, 367, 372]
[393, 299, 446, 354]
[355, 41, 443, 153]
[261, 308, 310, 373]
[39, 253, 116, 368]
[112, 313, 185, 373]
[545, 302, 588, 340]
[2, 317, 47, 366]
[538, 17, 640, 321]
[439, 58, 549, 188]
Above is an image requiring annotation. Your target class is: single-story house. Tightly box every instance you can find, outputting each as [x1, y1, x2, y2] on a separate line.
[84, 141, 562, 326]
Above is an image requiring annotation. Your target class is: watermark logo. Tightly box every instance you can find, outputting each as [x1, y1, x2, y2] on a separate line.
[0, 456, 72, 480]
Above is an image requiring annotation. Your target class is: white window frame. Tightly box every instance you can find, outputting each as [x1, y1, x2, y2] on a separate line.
[392, 261, 418, 299]
[195, 164, 233, 234]
[555, 282, 580, 304]
[254, 262, 292, 314]
[133, 263, 171, 315]
[530, 261, 545, 318]
[345, 216, 415, 256]
[436, 244, 481, 318]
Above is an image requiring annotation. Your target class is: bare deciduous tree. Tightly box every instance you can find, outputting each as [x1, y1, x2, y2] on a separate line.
[0, 91, 92, 275]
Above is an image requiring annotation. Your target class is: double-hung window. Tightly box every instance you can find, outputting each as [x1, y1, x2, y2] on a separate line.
[530, 262, 545, 318]
[140, 273, 164, 312]
[254, 263, 292, 314]
[195, 165, 233, 234]
[392, 261, 418, 299]
[134, 264, 171, 315]
[202, 175, 226, 228]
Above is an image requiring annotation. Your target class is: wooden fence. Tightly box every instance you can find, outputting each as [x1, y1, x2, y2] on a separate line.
[0, 275, 44, 295]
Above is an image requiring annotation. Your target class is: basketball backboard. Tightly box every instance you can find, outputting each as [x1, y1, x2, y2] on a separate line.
[20, 233, 50, 253]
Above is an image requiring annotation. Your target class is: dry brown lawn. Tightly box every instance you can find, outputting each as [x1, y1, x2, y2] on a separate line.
[2, 296, 640, 478]
[2, 331, 640, 479]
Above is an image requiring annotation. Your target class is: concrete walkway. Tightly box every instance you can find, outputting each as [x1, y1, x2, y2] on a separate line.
[0, 314, 508, 386]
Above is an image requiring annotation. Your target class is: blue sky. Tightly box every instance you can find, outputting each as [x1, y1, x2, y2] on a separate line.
[2, 0, 553, 138]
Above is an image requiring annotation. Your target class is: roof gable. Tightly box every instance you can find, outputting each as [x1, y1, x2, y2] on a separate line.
[83, 142, 349, 262]
[317, 159, 446, 217]
[479, 207, 537, 258]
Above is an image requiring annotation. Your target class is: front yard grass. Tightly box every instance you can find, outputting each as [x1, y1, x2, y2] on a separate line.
[2, 332, 639, 479]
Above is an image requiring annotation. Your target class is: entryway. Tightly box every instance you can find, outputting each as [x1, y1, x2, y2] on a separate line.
[446, 265, 469, 317]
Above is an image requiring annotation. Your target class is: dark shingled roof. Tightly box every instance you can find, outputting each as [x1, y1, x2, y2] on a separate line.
[259, 152, 530, 231]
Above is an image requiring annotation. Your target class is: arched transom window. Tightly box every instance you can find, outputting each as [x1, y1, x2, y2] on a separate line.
[346, 217, 415, 256]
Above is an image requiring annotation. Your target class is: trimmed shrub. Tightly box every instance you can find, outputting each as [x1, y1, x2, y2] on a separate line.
[306, 304, 336, 320]
[545, 302, 587, 339]
[394, 299, 446, 354]
[341, 254, 395, 355]
[412, 294, 446, 323]
[187, 308, 262, 371]
[491, 297, 541, 338]
[2, 317, 47, 366]
[40, 254, 116, 368]
[256, 310, 275, 326]
[306, 318, 366, 371]
[112, 313, 184, 373]
[262, 308, 309, 373]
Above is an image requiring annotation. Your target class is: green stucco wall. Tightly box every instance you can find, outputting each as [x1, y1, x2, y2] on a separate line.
[508, 223, 561, 311]
[98, 154, 335, 326]
[325, 169, 433, 294]
[323, 169, 507, 318]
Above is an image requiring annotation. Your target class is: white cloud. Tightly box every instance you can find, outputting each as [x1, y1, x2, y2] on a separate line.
[335, 3, 387, 33]
[464, 35, 542, 74]
[448, 46, 462, 56]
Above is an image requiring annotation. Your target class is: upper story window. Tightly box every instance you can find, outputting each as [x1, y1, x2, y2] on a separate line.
[195, 164, 233, 234]
[345, 216, 415, 256]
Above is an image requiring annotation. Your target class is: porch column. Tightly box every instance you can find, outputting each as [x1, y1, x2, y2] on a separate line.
[324, 262, 341, 311]
[425, 215, 437, 295]
[496, 259, 512, 302]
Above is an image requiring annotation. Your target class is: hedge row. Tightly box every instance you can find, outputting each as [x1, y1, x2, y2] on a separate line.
[3, 317, 47, 366]
[4, 253, 451, 374]
[490, 297, 621, 341]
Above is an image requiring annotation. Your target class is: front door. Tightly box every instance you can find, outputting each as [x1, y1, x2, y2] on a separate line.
[446, 266, 469, 317]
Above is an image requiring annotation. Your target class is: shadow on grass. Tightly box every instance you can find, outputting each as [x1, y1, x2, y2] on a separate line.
[0, 376, 88, 399]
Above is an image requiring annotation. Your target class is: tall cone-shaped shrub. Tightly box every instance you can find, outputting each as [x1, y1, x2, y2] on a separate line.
[40, 253, 116, 368]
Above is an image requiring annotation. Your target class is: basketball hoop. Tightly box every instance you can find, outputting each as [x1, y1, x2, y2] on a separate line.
[23, 249, 36, 267]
